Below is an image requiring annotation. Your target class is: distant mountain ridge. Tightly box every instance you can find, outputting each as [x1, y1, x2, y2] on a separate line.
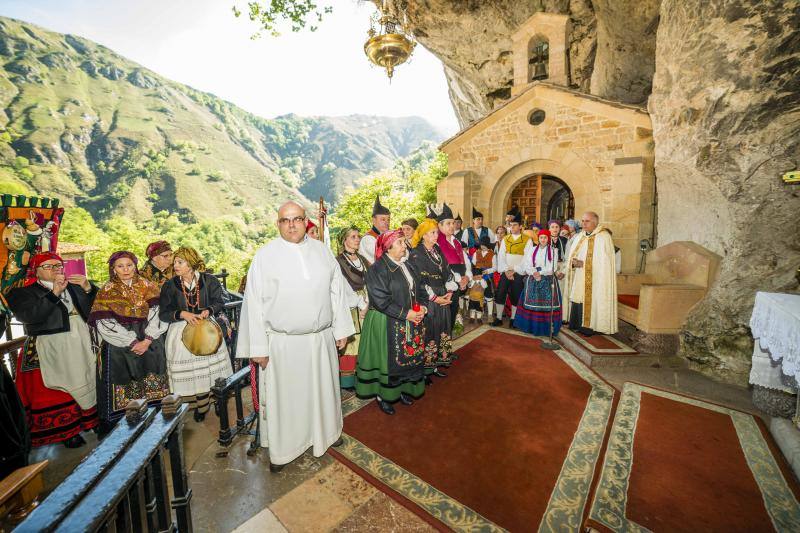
[0, 16, 445, 225]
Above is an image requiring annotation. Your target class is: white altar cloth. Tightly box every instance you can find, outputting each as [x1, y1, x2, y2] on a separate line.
[749, 292, 800, 390]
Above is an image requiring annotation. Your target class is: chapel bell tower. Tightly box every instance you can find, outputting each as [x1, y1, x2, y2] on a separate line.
[511, 13, 570, 96]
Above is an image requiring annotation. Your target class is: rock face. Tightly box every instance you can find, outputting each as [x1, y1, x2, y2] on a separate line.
[589, 0, 660, 104]
[377, 0, 598, 128]
[650, 0, 800, 384]
[387, 0, 800, 384]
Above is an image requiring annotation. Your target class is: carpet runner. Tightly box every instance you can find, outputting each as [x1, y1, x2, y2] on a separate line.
[332, 327, 616, 532]
[586, 382, 800, 532]
[559, 326, 638, 356]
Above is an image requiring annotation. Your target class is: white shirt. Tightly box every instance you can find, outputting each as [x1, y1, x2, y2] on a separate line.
[497, 234, 534, 274]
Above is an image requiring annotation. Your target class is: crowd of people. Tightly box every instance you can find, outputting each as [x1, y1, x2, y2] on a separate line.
[236, 196, 618, 472]
[5, 196, 618, 477]
[8, 241, 233, 451]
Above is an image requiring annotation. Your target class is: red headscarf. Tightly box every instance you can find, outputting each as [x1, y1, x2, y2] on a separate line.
[306, 219, 317, 231]
[25, 252, 63, 286]
[145, 240, 171, 259]
[532, 229, 553, 264]
[375, 229, 403, 261]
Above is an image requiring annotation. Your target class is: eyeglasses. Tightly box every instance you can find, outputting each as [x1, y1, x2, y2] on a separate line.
[38, 264, 64, 271]
[278, 216, 306, 225]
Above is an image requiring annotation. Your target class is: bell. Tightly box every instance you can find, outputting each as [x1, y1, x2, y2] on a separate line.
[533, 61, 547, 81]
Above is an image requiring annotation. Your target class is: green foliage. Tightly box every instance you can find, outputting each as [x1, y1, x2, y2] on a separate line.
[12, 156, 29, 170]
[232, 0, 333, 38]
[188, 167, 202, 176]
[207, 170, 224, 182]
[329, 150, 449, 237]
[59, 207, 277, 290]
[0, 178, 32, 195]
[0, 131, 11, 143]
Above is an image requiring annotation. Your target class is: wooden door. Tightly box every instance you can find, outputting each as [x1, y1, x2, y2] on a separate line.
[508, 175, 542, 225]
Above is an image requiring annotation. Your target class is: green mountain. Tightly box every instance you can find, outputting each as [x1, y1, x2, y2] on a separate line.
[0, 16, 445, 226]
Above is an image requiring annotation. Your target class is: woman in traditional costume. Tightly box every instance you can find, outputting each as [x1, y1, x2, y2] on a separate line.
[90, 251, 169, 432]
[407, 218, 453, 380]
[140, 240, 174, 288]
[513, 230, 564, 336]
[356, 229, 427, 415]
[7, 252, 98, 448]
[334, 227, 368, 389]
[159, 247, 233, 421]
[400, 218, 418, 248]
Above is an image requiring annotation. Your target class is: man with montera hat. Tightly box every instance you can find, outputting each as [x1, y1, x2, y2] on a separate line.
[431, 204, 472, 326]
[492, 208, 534, 327]
[453, 213, 465, 244]
[359, 195, 391, 264]
[462, 207, 496, 254]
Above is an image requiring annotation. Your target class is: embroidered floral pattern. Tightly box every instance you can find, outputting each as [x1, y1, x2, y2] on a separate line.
[112, 372, 170, 412]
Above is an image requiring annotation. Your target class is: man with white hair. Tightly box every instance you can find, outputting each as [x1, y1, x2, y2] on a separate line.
[563, 211, 618, 335]
[237, 201, 355, 472]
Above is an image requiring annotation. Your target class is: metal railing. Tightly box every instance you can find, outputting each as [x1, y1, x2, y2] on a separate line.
[14, 396, 191, 532]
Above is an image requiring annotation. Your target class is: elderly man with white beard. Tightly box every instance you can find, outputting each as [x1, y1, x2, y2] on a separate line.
[237, 201, 355, 472]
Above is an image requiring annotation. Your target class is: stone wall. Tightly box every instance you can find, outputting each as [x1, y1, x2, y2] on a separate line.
[440, 85, 654, 273]
[650, 0, 800, 384]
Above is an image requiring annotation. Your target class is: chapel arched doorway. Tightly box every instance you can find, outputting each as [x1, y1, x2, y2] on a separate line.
[506, 174, 574, 225]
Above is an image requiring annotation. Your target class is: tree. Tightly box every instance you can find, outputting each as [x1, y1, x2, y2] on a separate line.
[232, 1, 333, 38]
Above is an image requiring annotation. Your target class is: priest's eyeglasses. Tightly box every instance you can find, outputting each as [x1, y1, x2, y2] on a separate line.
[38, 264, 64, 271]
[278, 216, 306, 225]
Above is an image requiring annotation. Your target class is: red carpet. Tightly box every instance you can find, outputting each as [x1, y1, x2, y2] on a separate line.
[332, 328, 616, 531]
[587, 383, 800, 532]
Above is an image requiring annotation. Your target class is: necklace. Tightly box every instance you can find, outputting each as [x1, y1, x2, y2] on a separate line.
[424, 244, 442, 267]
[343, 251, 364, 271]
[181, 276, 201, 309]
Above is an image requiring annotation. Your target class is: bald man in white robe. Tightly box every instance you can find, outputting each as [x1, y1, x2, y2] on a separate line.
[237, 201, 355, 471]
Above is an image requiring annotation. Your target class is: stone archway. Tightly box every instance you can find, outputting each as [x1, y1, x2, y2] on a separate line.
[483, 157, 601, 228]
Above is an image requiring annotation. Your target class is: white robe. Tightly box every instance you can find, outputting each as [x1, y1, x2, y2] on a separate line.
[236, 236, 355, 465]
[563, 226, 618, 334]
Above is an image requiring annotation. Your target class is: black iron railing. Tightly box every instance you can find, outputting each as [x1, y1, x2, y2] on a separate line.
[14, 396, 191, 533]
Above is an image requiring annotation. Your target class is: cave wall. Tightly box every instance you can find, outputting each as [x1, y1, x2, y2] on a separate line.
[385, 0, 800, 384]
[650, 0, 800, 383]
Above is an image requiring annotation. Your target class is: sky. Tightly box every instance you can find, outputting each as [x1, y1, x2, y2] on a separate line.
[0, 0, 460, 135]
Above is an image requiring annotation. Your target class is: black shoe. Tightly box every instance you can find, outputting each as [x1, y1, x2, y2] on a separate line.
[425, 375, 434, 385]
[331, 437, 344, 447]
[399, 393, 414, 406]
[509, 321, 516, 330]
[377, 399, 395, 415]
[450, 352, 459, 361]
[63, 434, 86, 449]
[269, 461, 286, 473]
[193, 410, 206, 422]
[433, 369, 448, 378]
[491, 318, 503, 327]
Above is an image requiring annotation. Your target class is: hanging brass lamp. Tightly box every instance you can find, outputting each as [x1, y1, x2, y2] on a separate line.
[364, 10, 415, 81]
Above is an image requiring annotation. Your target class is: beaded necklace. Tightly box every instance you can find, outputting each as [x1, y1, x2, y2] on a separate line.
[180, 275, 201, 309]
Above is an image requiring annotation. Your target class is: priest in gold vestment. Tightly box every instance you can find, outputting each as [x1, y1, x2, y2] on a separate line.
[563, 212, 618, 335]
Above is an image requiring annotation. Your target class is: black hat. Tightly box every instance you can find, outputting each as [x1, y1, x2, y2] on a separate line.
[510, 209, 523, 224]
[455, 213, 462, 222]
[479, 235, 492, 248]
[506, 205, 520, 217]
[426, 204, 437, 220]
[372, 195, 390, 217]
[436, 203, 454, 223]
[472, 206, 484, 219]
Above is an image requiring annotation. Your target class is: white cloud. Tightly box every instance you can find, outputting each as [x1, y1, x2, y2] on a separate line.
[0, 0, 460, 134]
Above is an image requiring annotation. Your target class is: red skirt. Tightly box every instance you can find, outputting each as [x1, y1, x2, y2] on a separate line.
[15, 350, 97, 446]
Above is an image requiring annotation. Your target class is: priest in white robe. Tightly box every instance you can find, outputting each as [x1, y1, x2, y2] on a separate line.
[237, 201, 355, 471]
[563, 211, 618, 335]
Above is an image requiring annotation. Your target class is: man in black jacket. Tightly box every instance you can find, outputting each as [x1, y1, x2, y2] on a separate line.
[6, 252, 99, 448]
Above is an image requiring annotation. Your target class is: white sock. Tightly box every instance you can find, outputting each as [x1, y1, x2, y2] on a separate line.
[496, 305, 504, 320]
[511, 305, 517, 319]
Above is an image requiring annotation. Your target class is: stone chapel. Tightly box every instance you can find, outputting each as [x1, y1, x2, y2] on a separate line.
[437, 13, 655, 273]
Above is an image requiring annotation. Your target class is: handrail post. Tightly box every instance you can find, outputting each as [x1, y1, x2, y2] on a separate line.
[163, 395, 192, 533]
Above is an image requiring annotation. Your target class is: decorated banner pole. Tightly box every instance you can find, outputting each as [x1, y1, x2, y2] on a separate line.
[540, 239, 561, 351]
[318, 197, 331, 251]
